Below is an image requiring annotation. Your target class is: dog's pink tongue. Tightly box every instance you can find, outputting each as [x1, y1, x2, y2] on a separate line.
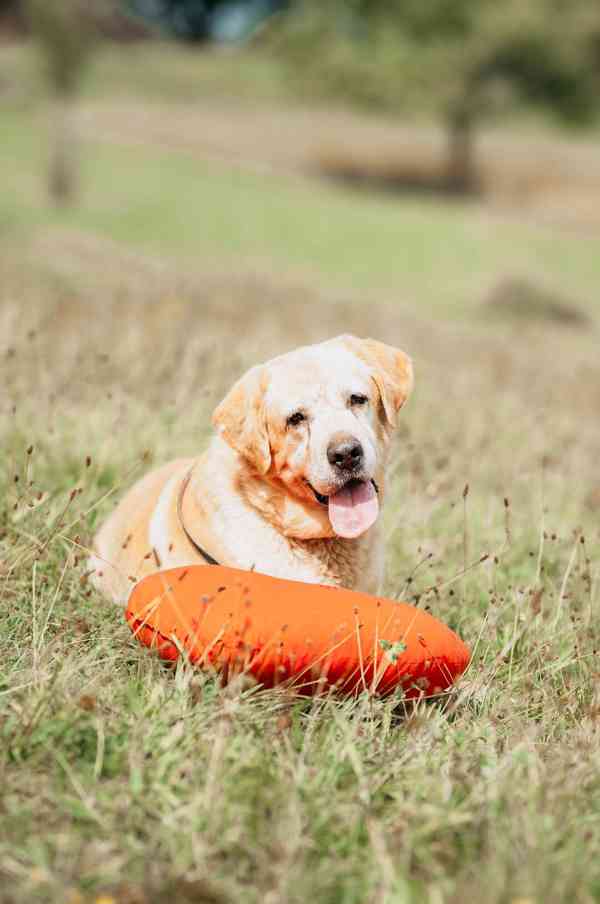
[328, 481, 379, 539]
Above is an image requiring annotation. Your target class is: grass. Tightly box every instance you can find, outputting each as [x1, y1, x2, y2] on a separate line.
[1, 40, 600, 904]
[0, 40, 291, 107]
[2, 106, 600, 318]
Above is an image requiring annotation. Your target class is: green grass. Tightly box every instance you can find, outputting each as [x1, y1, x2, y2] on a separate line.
[0, 40, 291, 107]
[86, 42, 292, 105]
[1, 40, 600, 904]
[2, 104, 600, 317]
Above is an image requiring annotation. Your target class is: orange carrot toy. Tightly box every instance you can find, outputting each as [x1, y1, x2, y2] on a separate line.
[126, 566, 470, 697]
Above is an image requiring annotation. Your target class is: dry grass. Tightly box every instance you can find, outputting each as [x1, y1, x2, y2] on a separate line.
[1, 229, 600, 904]
[314, 130, 600, 232]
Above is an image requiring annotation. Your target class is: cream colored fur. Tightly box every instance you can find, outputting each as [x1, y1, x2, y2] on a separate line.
[90, 335, 413, 604]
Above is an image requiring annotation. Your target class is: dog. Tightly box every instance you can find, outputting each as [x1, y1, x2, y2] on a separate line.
[90, 335, 413, 603]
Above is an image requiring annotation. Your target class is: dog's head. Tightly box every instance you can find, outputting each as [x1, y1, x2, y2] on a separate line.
[213, 335, 413, 539]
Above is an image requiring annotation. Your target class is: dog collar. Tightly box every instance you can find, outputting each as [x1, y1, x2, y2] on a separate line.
[176, 466, 221, 567]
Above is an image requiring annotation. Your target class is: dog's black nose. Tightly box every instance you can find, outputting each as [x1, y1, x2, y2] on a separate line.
[327, 435, 364, 471]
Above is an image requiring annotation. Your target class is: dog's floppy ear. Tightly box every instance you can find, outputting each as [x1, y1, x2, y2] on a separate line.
[212, 365, 272, 474]
[341, 335, 414, 427]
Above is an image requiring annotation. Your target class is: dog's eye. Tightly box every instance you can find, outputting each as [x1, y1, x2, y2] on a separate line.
[286, 411, 306, 428]
[350, 394, 369, 406]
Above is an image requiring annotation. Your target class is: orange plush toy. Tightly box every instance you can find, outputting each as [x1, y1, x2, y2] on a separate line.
[126, 566, 470, 697]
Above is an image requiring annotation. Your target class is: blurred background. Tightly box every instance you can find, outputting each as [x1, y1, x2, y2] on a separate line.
[1, 0, 599, 582]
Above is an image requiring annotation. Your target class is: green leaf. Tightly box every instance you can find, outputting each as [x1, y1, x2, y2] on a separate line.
[379, 639, 407, 663]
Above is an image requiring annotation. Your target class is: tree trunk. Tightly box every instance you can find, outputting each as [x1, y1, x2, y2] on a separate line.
[49, 99, 79, 205]
[445, 106, 478, 195]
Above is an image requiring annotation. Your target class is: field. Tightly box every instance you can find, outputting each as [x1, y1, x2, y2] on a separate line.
[1, 40, 600, 904]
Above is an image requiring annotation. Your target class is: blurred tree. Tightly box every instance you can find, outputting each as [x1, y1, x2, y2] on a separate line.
[268, 0, 600, 193]
[26, 0, 114, 204]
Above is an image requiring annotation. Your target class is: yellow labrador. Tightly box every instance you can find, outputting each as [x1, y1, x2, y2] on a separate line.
[90, 335, 413, 603]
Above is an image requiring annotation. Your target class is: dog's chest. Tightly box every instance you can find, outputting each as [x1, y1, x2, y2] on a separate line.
[185, 447, 385, 594]
[212, 497, 382, 593]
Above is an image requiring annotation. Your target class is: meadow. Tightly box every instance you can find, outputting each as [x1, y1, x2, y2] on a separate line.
[1, 40, 600, 904]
